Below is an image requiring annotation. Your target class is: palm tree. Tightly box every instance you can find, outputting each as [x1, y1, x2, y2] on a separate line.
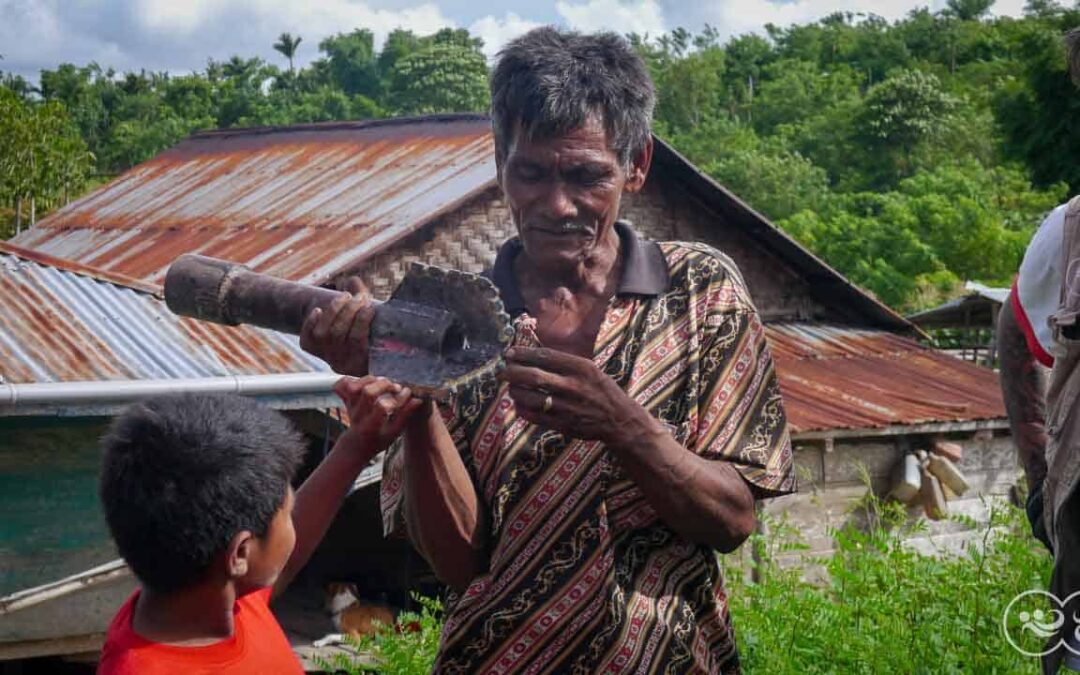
[273, 32, 303, 74]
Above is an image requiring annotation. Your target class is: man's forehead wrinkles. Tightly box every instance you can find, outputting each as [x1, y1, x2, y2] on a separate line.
[508, 144, 619, 169]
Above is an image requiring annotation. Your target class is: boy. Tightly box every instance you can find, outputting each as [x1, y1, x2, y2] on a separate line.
[97, 376, 420, 674]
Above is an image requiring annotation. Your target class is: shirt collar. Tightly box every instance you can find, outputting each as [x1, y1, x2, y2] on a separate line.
[491, 220, 670, 316]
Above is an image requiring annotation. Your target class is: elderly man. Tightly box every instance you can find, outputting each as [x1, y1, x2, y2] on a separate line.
[303, 27, 794, 673]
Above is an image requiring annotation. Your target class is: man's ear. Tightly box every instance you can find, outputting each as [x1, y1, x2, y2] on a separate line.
[225, 530, 254, 580]
[623, 137, 653, 194]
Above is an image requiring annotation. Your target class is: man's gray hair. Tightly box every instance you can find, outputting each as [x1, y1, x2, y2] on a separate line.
[1068, 27, 1080, 87]
[490, 27, 656, 170]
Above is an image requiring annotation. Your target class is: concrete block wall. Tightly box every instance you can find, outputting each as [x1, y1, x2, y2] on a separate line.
[761, 430, 1021, 562]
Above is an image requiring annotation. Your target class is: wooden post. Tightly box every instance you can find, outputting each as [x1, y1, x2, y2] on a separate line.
[989, 301, 1001, 367]
[963, 306, 971, 362]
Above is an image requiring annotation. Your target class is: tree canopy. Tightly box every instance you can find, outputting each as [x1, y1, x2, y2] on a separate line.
[2, 6, 1079, 311]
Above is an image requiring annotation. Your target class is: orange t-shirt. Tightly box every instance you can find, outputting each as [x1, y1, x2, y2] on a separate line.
[97, 587, 304, 674]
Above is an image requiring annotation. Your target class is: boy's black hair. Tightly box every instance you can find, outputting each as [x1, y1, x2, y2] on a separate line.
[99, 393, 305, 593]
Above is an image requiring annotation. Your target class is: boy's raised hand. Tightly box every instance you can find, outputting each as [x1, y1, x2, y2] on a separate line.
[333, 376, 424, 456]
[274, 376, 423, 599]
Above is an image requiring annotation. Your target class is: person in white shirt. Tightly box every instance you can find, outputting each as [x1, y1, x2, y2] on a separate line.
[997, 28, 1080, 674]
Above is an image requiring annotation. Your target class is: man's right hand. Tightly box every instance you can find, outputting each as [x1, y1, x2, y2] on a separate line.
[299, 277, 374, 376]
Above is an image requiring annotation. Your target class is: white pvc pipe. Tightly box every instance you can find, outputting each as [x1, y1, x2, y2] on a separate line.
[0, 372, 341, 409]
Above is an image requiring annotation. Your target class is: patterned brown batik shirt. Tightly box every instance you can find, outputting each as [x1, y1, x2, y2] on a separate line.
[381, 225, 795, 674]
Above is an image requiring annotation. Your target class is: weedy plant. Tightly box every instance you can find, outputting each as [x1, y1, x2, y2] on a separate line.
[315, 593, 443, 675]
[726, 486, 1054, 674]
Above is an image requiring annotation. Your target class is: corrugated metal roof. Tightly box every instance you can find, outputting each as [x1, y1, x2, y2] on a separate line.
[11, 115, 497, 286]
[8, 113, 911, 333]
[0, 242, 329, 384]
[767, 323, 1005, 433]
[0, 244, 1003, 432]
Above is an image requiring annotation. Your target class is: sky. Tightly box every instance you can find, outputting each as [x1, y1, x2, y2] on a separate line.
[0, 0, 1030, 81]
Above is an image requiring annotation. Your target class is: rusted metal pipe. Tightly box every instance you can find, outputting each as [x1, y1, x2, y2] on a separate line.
[164, 254, 341, 334]
[164, 255, 512, 396]
[164, 255, 462, 357]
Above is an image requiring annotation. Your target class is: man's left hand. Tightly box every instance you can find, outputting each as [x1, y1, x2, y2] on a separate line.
[499, 347, 661, 445]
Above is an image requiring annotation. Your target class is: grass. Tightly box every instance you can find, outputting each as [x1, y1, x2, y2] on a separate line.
[728, 492, 1052, 674]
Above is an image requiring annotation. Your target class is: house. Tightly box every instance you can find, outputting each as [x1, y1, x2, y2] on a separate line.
[3, 114, 1015, 659]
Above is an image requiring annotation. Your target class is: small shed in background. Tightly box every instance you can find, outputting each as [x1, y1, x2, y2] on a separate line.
[907, 281, 1009, 366]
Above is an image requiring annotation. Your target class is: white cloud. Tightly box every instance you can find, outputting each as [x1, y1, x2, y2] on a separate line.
[555, 0, 666, 37]
[0, 1, 127, 77]
[2, 0, 459, 79]
[702, 0, 913, 39]
[692, 0, 1028, 43]
[133, 0, 455, 51]
[470, 12, 543, 57]
[135, 0, 217, 33]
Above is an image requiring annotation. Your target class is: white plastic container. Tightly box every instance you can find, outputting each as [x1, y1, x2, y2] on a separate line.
[890, 453, 922, 504]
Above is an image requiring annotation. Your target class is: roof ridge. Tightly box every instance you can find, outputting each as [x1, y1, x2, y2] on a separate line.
[0, 241, 162, 296]
[188, 113, 492, 140]
[651, 137, 913, 333]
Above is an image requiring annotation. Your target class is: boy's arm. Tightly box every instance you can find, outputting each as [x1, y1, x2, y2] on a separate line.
[272, 377, 421, 599]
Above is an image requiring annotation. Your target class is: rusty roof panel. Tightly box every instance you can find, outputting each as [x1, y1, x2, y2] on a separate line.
[0, 245, 330, 384]
[767, 323, 1004, 433]
[11, 116, 497, 286]
[0, 247, 1004, 433]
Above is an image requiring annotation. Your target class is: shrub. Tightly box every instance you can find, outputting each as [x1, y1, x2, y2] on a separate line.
[316, 593, 443, 675]
[321, 497, 1053, 673]
[726, 492, 1054, 673]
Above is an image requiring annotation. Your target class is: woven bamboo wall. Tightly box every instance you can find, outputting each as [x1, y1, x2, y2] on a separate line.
[622, 174, 824, 322]
[338, 172, 830, 322]
[350, 186, 515, 299]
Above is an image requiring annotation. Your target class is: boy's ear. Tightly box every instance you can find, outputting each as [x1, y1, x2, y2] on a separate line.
[226, 530, 255, 579]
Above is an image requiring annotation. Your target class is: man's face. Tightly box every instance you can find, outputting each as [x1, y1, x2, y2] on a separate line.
[498, 114, 648, 272]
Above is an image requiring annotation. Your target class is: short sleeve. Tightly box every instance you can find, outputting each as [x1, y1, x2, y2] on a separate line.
[1015, 203, 1066, 367]
[691, 258, 795, 497]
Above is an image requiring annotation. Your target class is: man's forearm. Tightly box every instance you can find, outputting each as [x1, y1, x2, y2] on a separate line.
[402, 405, 488, 591]
[998, 301, 1049, 488]
[607, 421, 756, 553]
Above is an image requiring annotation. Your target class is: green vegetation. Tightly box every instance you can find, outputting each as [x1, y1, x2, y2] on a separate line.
[729, 496, 1052, 673]
[316, 594, 443, 675]
[2, 3, 1079, 310]
[317, 497, 1053, 674]
[636, 7, 1076, 310]
[0, 88, 93, 238]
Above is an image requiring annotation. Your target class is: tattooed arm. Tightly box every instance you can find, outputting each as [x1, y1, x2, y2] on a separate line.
[998, 300, 1049, 489]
